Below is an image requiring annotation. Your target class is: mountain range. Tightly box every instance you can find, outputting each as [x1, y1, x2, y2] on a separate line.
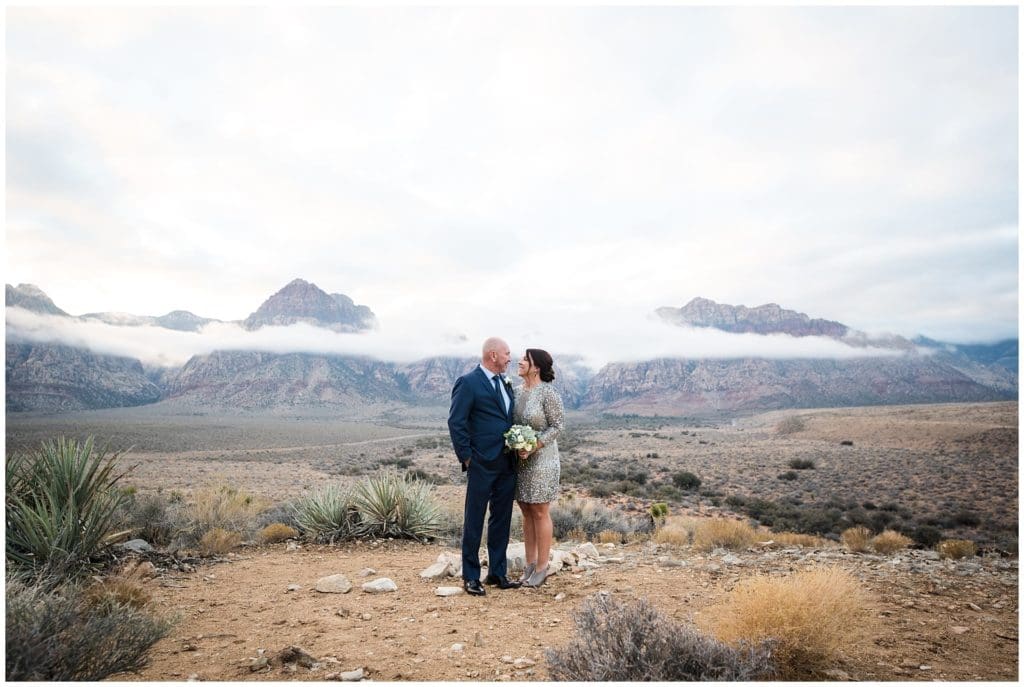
[5, 281, 1017, 415]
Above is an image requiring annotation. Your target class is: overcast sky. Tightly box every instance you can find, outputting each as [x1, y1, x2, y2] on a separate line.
[6, 6, 1019, 361]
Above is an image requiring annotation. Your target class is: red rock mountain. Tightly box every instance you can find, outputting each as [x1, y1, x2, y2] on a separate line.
[242, 279, 375, 332]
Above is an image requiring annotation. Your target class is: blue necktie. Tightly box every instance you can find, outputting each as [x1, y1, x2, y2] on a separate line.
[493, 376, 504, 410]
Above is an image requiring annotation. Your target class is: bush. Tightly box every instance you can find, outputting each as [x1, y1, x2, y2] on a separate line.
[546, 593, 773, 681]
[551, 499, 642, 541]
[693, 519, 758, 552]
[259, 523, 298, 544]
[291, 485, 357, 543]
[672, 471, 702, 490]
[199, 528, 242, 555]
[6, 437, 133, 578]
[707, 566, 875, 679]
[351, 471, 442, 541]
[597, 530, 624, 544]
[120, 492, 177, 546]
[179, 486, 266, 545]
[870, 529, 912, 554]
[787, 458, 815, 470]
[6, 580, 171, 681]
[937, 539, 977, 559]
[777, 471, 798, 481]
[775, 416, 806, 435]
[912, 525, 943, 548]
[840, 526, 872, 553]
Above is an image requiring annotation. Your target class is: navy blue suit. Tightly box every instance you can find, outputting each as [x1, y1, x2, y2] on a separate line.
[448, 366, 515, 581]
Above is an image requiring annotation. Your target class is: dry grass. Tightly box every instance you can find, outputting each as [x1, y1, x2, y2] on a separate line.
[693, 518, 758, 552]
[84, 577, 151, 610]
[259, 523, 299, 544]
[771, 531, 832, 548]
[841, 526, 872, 553]
[706, 566, 876, 679]
[199, 527, 242, 555]
[870, 529, 913, 554]
[937, 539, 977, 559]
[653, 526, 690, 546]
[182, 485, 268, 542]
[597, 529, 624, 544]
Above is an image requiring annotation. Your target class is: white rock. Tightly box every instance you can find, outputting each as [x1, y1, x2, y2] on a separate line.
[286, 584, 301, 592]
[340, 667, 364, 681]
[358, 568, 376, 577]
[315, 574, 353, 594]
[435, 586, 464, 597]
[420, 562, 452, 579]
[950, 626, 970, 635]
[554, 593, 566, 601]
[451, 643, 465, 652]
[505, 542, 528, 571]
[361, 578, 398, 594]
[574, 543, 600, 559]
[286, 541, 301, 551]
[514, 658, 536, 668]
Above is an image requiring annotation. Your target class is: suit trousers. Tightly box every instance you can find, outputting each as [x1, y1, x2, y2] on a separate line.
[461, 456, 516, 581]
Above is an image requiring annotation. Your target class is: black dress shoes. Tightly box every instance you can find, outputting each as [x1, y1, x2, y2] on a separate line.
[483, 574, 522, 589]
[463, 579, 486, 596]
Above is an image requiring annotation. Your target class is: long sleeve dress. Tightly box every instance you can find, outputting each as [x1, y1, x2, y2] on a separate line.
[513, 382, 565, 503]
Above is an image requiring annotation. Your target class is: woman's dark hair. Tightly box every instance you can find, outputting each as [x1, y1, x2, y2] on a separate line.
[526, 348, 555, 383]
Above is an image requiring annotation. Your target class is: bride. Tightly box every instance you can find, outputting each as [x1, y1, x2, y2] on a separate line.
[513, 348, 565, 588]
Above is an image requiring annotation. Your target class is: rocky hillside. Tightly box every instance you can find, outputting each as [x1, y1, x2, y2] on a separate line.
[242, 279, 375, 332]
[5, 341, 162, 412]
[5, 286, 1017, 414]
[6, 283, 69, 316]
[657, 297, 850, 338]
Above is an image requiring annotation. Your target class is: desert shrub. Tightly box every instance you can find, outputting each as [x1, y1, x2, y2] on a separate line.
[351, 471, 442, 541]
[787, 458, 815, 470]
[693, 518, 758, 552]
[199, 528, 242, 555]
[546, 593, 773, 681]
[587, 482, 614, 498]
[551, 499, 639, 541]
[707, 566, 875, 679]
[291, 485, 357, 543]
[258, 523, 298, 544]
[405, 468, 446, 485]
[84, 577, 151, 611]
[912, 525, 943, 548]
[775, 416, 806, 435]
[777, 471, 798, 481]
[870, 529, 912, 554]
[597, 529, 624, 544]
[120, 491, 177, 546]
[672, 471, 702, 490]
[6, 580, 171, 681]
[255, 500, 301, 530]
[937, 539, 977, 559]
[6, 437, 133, 579]
[840, 526, 872, 553]
[951, 510, 981, 527]
[178, 486, 266, 544]
[771, 532, 830, 548]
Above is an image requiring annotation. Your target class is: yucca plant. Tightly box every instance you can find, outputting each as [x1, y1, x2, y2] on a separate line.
[351, 471, 442, 541]
[290, 484, 357, 543]
[6, 437, 134, 578]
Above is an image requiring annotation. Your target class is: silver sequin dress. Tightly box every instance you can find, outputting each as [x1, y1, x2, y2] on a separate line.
[513, 382, 565, 503]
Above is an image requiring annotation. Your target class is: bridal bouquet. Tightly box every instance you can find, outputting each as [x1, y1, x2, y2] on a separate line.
[504, 424, 539, 456]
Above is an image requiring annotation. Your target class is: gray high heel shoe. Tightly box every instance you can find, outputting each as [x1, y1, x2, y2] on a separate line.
[518, 562, 536, 585]
[523, 565, 548, 588]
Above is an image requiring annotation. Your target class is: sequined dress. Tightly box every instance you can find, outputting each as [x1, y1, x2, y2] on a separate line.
[513, 382, 565, 503]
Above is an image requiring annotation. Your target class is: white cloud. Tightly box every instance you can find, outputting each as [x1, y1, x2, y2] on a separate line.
[6, 305, 903, 371]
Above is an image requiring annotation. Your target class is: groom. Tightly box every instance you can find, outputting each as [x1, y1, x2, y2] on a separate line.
[448, 337, 519, 596]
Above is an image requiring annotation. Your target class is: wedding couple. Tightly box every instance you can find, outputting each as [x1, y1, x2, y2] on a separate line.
[447, 337, 565, 596]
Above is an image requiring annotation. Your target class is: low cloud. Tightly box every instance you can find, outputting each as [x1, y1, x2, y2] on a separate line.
[7, 305, 904, 370]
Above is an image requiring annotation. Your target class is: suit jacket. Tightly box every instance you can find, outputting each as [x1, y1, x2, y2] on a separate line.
[448, 366, 515, 470]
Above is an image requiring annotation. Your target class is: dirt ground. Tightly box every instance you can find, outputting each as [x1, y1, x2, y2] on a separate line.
[115, 537, 1018, 682]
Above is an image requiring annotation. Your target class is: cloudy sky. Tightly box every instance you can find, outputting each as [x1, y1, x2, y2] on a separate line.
[5, 6, 1018, 366]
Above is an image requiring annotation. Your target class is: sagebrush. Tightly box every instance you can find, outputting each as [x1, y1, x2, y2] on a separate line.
[546, 593, 774, 681]
[870, 529, 912, 554]
[841, 526, 872, 553]
[6, 580, 171, 681]
[938, 539, 977, 559]
[693, 518, 758, 552]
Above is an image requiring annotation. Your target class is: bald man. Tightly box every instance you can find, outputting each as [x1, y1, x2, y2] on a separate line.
[448, 337, 519, 595]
